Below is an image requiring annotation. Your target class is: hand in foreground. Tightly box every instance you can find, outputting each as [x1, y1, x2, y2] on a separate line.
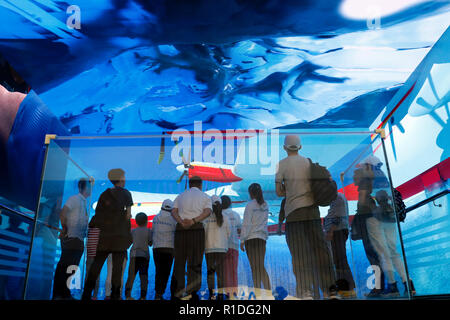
[240, 241, 245, 252]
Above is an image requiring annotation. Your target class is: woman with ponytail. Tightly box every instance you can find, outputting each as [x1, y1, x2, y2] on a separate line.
[204, 195, 231, 300]
[240, 183, 272, 295]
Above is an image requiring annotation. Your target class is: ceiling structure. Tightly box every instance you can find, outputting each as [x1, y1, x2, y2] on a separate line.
[0, 0, 449, 135]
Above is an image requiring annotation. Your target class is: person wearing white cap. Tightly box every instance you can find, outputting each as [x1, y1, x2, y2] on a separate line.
[203, 195, 231, 300]
[275, 135, 334, 299]
[171, 176, 212, 300]
[151, 199, 177, 300]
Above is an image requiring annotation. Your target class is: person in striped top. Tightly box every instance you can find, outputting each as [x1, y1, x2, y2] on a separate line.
[85, 227, 100, 299]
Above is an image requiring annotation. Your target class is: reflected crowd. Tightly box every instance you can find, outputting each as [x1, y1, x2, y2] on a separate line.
[52, 135, 414, 300]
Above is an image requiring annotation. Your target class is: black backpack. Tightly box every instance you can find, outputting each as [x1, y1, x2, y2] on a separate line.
[393, 188, 407, 222]
[308, 159, 338, 207]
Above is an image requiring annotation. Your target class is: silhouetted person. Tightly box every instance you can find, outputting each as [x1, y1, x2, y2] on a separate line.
[82, 168, 133, 300]
[52, 178, 91, 300]
[125, 212, 152, 300]
[275, 135, 334, 299]
[367, 190, 415, 297]
[204, 195, 231, 300]
[171, 176, 212, 300]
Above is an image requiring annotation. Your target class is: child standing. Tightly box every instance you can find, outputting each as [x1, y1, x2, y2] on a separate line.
[125, 212, 152, 300]
[221, 195, 242, 299]
[204, 195, 231, 300]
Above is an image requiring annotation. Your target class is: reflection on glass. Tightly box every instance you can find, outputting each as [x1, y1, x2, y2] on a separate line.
[19, 130, 448, 300]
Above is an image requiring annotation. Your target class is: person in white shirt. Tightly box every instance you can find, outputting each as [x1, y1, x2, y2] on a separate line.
[152, 199, 177, 300]
[240, 183, 271, 292]
[52, 178, 91, 300]
[221, 195, 242, 299]
[125, 212, 152, 300]
[275, 135, 334, 299]
[171, 176, 212, 300]
[204, 195, 231, 300]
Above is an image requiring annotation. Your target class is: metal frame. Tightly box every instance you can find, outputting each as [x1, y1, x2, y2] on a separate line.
[22, 135, 91, 299]
[22, 140, 50, 300]
[380, 136, 413, 300]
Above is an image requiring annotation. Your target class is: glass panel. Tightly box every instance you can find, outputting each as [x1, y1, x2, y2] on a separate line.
[41, 129, 404, 300]
[0, 206, 33, 299]
[401, 188, 450, 296]
[24, 140, 92, 300]
[342, 134, 410, 299]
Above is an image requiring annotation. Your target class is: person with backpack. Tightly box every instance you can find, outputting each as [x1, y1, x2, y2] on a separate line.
[82, 168, 133, 300]
[204, 195, 231, 300]
[367, 190, 415, 297]
[275, 135, 335, 299]
[221, 195, 242, 299]
[240, 183, 272, 297]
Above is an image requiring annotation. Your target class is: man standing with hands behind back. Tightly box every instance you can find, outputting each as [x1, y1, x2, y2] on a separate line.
[171, 176, 212, 301]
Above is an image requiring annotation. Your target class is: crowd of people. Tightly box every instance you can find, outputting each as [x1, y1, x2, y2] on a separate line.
[51, 135, 415, 301]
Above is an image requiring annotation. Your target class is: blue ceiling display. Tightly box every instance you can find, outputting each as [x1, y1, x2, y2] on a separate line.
[0, 0, 449, 134]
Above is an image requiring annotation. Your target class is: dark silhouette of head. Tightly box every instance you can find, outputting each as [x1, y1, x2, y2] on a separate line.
[135, 212, 148, 227]
[248, 183, 265, 206]
[221, 195, 232, 210]
[78, 178, 91, 197]
[108, 168, 125, 186]
[189, 176, 202, 189]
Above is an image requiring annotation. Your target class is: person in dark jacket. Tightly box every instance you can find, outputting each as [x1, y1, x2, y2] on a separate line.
[82, 168, 133, 300]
